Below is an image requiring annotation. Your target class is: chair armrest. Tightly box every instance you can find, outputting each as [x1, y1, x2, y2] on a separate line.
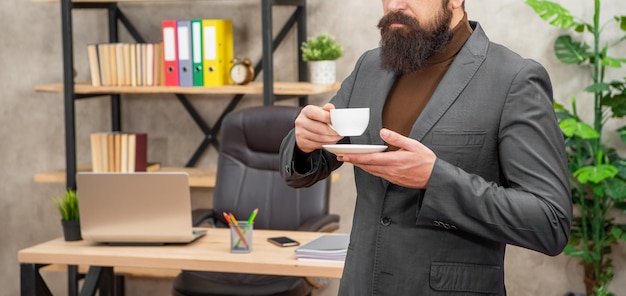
[297, 214, 340, 233]
[191, 208, 217, 227]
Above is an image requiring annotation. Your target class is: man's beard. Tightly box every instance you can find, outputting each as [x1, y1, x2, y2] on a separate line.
[377, 8, 453, 74]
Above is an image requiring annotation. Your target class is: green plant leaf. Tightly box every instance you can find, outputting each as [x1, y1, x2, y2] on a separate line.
[603, 94, 626, 117]
[525, 0, 579, 29]
[618, 16, 626, 31]
[614, 202, 626, 212]
[618, 126, 626, 144]
[574, 164, 619, 184]
[554, 101, 566, 111]
[605, 177, 626, 202]
[608, 80, 626, 92]
[554, 35, 592, 64]
[611, 227, 624, 240]
[602, 56, 626, 68]
[563, 244, 592, 262]
[560, 118, 599, 139]
[52, 189, 79, 221]
[586, 83, 611, 93]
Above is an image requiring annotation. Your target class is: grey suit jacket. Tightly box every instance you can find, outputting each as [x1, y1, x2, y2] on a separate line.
[280, 21, 571, 295]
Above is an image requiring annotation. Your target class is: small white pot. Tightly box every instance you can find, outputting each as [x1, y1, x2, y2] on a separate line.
[308, 60, 336, 84]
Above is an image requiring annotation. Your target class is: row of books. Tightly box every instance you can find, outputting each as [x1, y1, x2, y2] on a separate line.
[87, 43, 164, 87]
[162, 19, 234, 87]
[294, 234, 349, 263]
[90, 132, 148, 173]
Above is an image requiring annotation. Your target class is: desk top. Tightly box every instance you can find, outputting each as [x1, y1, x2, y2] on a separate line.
[18, 228, 345, 279]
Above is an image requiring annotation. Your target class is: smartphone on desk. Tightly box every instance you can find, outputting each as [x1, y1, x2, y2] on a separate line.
[268, 236, 300, 247]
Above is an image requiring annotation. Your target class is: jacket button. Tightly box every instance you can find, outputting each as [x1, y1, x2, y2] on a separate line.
[380, 217, 391, 226]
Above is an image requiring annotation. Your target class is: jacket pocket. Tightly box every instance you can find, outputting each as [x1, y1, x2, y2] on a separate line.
[430, 262, 501, 294]
[431, 131, 486, 147]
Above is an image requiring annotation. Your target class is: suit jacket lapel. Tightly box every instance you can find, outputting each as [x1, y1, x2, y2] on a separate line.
[410, 22, 489, 142]
[368, 70, 396, 144]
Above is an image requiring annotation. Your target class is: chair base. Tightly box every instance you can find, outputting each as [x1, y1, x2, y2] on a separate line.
[172, 271, 313, 296]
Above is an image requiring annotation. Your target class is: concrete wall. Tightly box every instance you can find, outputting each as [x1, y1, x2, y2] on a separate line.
[2, 0, 625, 295]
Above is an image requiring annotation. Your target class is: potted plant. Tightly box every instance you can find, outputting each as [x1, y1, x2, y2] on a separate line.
[53, 189, 82, 241]
[526, 1, 626, 295]
[301, 33, 344, 84]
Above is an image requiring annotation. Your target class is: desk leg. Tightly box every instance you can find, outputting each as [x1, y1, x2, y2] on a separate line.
[115, 275, 125, 296]
[20, 263, 53, 296]
[68, 265, 79, 296]
[80, 266, 115, 296]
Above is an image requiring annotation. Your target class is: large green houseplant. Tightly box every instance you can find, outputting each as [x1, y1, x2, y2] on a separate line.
[526, 1, 626, 295]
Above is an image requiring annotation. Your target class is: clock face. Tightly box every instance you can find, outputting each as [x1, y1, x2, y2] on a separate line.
[230, 64, 249, 84]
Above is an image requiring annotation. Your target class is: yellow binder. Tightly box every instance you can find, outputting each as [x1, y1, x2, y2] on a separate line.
[202, 19, 233, 87]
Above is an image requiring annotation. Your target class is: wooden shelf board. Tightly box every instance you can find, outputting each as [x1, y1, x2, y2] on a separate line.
[34, 82, 340, 96]
[34, 166, 339, 188]
[34, 166, 217, 188]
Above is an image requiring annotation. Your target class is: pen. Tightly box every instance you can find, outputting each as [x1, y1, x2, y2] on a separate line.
[235, 208, 258, 248]
[228, 212, 249, 248]
[246, 208, 258, 227]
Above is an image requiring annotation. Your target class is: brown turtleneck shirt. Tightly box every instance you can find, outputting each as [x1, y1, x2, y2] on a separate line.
[382, 14, 473, 150]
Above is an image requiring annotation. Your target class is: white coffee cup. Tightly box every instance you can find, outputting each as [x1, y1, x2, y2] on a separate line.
[329, 108, 370, 136]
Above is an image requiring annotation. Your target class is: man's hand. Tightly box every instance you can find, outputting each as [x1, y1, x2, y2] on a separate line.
[295, 103, 344, 153]
[338, 128, 437, 188]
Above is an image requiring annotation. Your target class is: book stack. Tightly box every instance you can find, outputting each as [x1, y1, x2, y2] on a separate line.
[161, 19, 233, 87]
[90, 132, 148, 172]
[294, 234, 349, 263]
[87, 43, 164, 87]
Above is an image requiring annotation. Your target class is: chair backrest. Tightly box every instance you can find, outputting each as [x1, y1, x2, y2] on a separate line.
[213, 105, 331, 230]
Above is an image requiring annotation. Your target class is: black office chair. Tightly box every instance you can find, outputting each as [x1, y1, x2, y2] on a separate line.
[171, 105, 339, 296]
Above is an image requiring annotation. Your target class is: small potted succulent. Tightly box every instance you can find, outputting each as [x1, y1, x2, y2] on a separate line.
[53, 189, 82, 241]
[301, 33, 344, 84]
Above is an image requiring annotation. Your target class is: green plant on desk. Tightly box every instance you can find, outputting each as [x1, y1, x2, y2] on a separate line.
[53, 189, 79, 222]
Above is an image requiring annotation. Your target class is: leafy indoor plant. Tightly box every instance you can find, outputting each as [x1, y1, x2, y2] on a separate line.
[300, 33, 344, 62]
[53, 189, 82, 241]
[301, 34, 344, 84]
[526, 1, 626, 295]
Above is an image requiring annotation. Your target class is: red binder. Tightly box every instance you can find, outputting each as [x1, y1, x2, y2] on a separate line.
[162, 20, 179, 86]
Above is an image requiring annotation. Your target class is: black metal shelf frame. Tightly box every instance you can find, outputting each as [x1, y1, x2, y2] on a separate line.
[59, 0, 309, 191]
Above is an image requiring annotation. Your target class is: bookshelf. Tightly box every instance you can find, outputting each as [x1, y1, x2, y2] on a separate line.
[35, 0, 340, 190]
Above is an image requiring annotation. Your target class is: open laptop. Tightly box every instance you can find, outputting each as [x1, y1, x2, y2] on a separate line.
[76, 172, 206, 245]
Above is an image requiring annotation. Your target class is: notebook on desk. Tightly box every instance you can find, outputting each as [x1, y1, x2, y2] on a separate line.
[76, 172, 206, 245]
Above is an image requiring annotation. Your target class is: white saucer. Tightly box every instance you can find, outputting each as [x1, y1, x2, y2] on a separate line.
[322, 144, 388, 155]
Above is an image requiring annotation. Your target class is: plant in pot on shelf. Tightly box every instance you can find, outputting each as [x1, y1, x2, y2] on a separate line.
[301, 33, 344, 84]
[526, 1, 626, 295]
[53, 189, 82, 241]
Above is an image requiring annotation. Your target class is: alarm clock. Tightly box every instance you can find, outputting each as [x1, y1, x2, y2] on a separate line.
[229, 58, 255, 85]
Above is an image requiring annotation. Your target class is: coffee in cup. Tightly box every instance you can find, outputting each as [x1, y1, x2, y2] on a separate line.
[329, 108, 370, 136]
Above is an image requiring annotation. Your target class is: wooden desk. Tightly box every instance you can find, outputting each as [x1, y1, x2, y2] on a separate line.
[18, 228, 345, 296]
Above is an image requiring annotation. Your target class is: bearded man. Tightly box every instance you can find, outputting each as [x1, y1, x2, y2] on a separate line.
[279, 0, 572, 295]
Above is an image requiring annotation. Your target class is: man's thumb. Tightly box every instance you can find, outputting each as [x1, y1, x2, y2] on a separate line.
[380, 128, 412, 151]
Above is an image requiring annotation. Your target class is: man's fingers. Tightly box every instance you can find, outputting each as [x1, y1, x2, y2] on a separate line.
[322, 103, 336, 112]
[380, 128, 420, 151]
[300, 104, 334, 124]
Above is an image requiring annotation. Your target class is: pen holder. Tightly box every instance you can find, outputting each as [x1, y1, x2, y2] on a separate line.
[230, 222, 253, 253]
